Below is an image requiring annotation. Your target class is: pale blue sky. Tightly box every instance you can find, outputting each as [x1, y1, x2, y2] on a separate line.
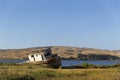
[0, 0, 120, 50]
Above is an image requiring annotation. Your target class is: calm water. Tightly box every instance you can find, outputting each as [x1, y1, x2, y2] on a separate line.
[61, 60, 120, 66]
[0, 59, 27, 63]
[0, 59, 120, 66]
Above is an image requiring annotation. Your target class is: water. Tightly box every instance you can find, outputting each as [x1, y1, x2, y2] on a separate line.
[0, 59, 120, 66]
[61, 60, 120, 66]
[0, 59, 27, 63]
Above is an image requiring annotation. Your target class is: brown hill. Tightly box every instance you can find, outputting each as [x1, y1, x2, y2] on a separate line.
[0, 46, 120, 60]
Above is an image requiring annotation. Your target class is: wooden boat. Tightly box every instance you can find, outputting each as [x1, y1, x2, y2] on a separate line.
[28, 48, 61, 68]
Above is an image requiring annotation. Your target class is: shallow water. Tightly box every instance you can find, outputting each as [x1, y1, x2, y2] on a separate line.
[0, 59, 27, 63]
[61, 60, 120, 66]
[0, 59, 120, 66]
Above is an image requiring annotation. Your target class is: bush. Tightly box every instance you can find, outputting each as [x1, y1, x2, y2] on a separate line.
[9, 75, 34, 80]
[66, 50, 74, 52]
[81, 62, 95, 68]
[27, 66, 34, 69]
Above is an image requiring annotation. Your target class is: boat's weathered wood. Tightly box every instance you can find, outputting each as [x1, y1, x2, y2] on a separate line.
[27, 48, 61, 68]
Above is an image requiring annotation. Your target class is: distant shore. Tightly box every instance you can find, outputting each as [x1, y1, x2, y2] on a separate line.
[0, 46, 120, 60]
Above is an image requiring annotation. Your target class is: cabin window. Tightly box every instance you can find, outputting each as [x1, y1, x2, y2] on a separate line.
[41, 55, 44, 60]
[31, 55, 34, 57]
[45, 53, 51, 57]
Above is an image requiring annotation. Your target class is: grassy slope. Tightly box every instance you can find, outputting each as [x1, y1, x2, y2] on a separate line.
[0, 64, 120, 80]
[0, 46, 120, 59]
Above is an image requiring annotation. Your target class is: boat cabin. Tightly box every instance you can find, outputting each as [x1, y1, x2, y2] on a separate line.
[28, 48, 52, 62]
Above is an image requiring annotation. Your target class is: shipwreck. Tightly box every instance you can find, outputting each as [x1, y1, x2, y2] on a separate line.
[28, 48, 61, 68]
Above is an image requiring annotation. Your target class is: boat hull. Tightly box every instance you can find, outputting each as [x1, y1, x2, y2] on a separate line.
[28, 54, 61, 68]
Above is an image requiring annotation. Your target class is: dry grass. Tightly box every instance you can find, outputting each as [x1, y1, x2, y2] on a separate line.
[0, 64, 120, 80]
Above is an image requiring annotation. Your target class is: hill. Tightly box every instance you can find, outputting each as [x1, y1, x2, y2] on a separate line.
[0, 46, 120, 60]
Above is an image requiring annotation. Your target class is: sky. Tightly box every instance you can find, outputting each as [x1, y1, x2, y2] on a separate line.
[0, 0, 120, 50]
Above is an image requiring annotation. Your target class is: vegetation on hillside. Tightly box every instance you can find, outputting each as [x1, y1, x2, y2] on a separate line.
[77, 54, 120, 60]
